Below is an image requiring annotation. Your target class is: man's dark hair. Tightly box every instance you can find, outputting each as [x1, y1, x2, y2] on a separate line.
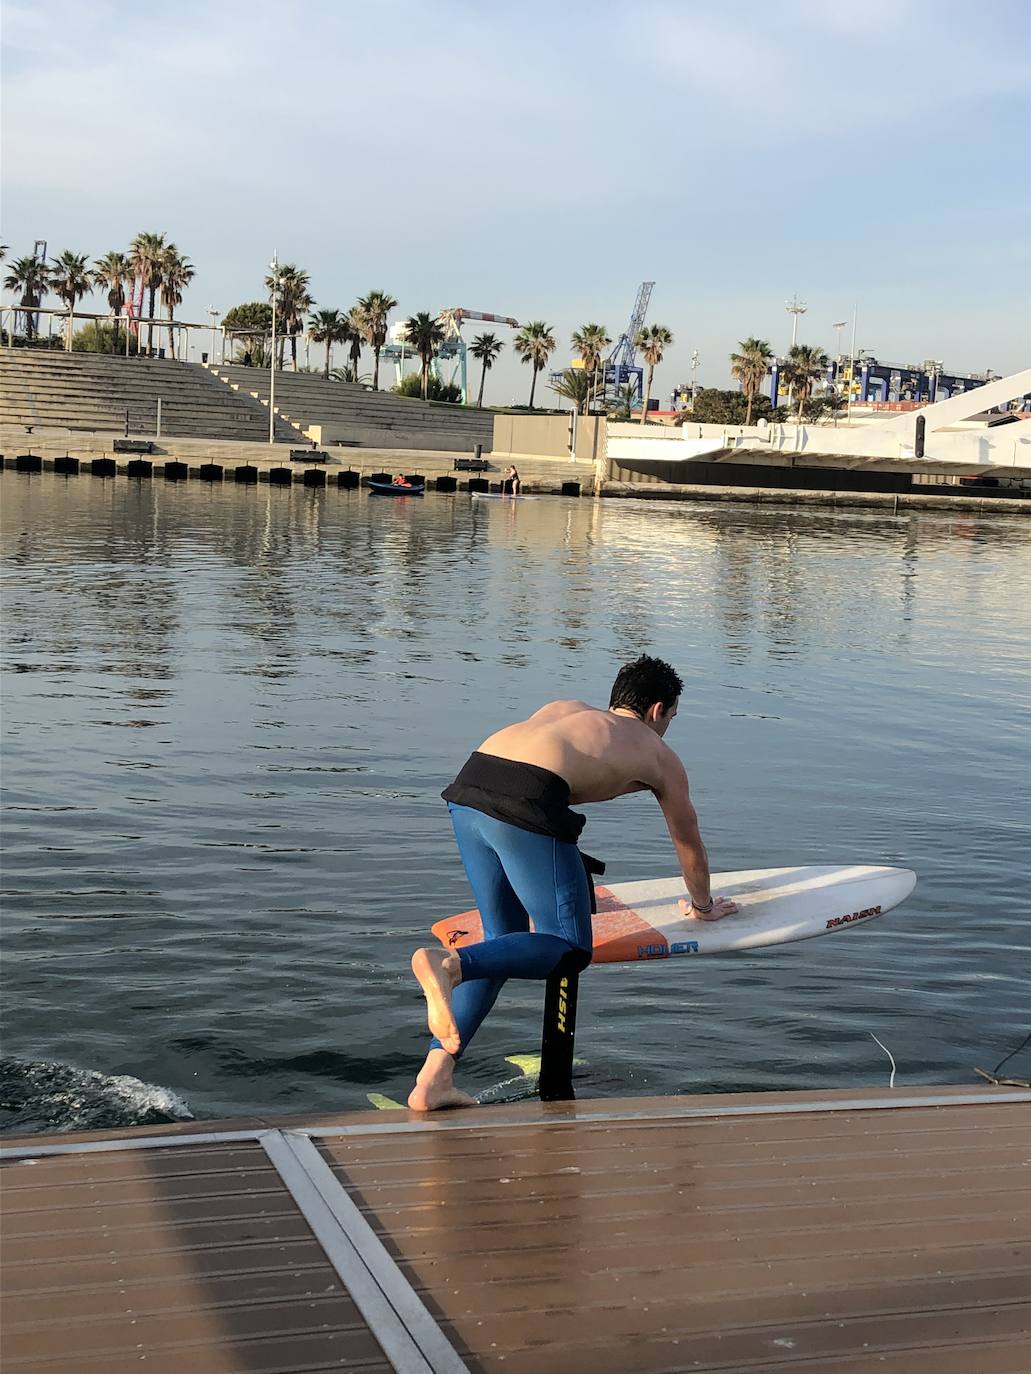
[608, 655, 683, 716]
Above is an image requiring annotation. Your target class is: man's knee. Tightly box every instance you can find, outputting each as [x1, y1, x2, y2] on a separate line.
[555, 944, 592, 976]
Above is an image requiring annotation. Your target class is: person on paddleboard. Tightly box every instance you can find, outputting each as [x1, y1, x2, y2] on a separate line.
[408, 654, 738, 1111]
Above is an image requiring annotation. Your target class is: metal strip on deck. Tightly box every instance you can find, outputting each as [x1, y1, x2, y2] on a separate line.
[260, 1129, 468, 1374]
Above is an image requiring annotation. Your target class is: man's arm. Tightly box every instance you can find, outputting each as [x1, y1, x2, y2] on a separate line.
[653, 748, 738, 921]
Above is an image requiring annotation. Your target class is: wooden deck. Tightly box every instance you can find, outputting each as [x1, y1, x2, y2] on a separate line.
[2, 1085, 1028, 1373]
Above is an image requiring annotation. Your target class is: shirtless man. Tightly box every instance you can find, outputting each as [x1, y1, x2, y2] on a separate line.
[408, 655, 738, 1110]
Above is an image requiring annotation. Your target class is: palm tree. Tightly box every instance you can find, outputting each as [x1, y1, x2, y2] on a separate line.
[3, 254, 51, 339]
[50, 251, 93, 350]
[307, 308, 350, 378]
[158, 246, 194, 359]
[571, 322, 610, 404]
[514, 321, 556, 409]
[729, 336, 774, 426]
[550, 368, 593, 415]
[607, 382, 640, 420]
[93, 251, 133, 353]
[470, 332, 504, 407]
[782, 343, 830, 426]
[355, 290, 397, 390]
[635, 324, 673, 424]
[401, 312, 445, 399]
[346, 307, 364, 381]
[265, 264, 313, 368]
[129, 231, 166, 354]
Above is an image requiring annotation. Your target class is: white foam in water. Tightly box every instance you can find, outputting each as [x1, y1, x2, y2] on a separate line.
[0, 1059, 194, 1134]
[97, 1072, 195, 1122]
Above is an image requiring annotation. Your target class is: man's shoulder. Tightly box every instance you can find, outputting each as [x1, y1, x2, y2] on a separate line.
[531, 698, 595, 721]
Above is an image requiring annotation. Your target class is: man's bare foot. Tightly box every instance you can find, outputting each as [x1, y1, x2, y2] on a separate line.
[678, 895, 739, 922]
[411, 946, 461, 1054]
[407, 1081, 479, 1111]
[407, 1048, 478, 1112]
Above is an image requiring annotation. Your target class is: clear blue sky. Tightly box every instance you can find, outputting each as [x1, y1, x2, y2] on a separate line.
[3, 0, 1029, 401]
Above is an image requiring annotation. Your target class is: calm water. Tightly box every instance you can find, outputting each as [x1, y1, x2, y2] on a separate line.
[1, 473, 1029, 1136]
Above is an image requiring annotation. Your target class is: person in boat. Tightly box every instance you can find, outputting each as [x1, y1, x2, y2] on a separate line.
[502, 464, 521, 495]
[408, 654, 738, 1110]
[392, 472, 410, 487]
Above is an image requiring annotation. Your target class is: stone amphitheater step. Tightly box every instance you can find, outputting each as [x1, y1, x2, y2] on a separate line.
[206, 364, 494, 449]
[0, 349, 297, 441]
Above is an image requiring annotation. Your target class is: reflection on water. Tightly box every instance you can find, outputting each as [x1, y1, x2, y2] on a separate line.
[2, 474, 1030, 1134]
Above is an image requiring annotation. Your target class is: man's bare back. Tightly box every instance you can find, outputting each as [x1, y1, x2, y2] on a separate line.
[478, 699, 671, 804]
[479, 696, 736, 924]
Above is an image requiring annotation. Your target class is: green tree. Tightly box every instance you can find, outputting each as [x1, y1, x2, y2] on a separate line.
[129, 231, 166, 354]
[514, 320, 556, 409]
[93, 251, 133, 354]
[674, 388, 782, 425]
[729, 336, 774, 426]
[393, 371, 461, 403]
[355, 290, 397, 391]
[73, 321, 139, 355]
[3, 254, 51, 339]
[158, 245, 194, 358]
[782, 343, 830, 425]
[549, 367, 593, 414]
[50, 250, 93, 350]
[307, 308, 350, 378]
[470, 332, 504, 407]
[222, 301, 272, 361]
[635, 324, 673, 424]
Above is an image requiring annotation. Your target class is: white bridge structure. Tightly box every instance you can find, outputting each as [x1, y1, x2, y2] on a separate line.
[608, 367, 1031, 483]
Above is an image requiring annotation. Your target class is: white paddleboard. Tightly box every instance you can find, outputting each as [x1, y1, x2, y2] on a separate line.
[471, 492, 539, 501]
[432, 864, 915, 964]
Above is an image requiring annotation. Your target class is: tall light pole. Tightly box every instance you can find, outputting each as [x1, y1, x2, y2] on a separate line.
[207, 306, 220, 365]
[786, 295, 807, 348]
[268, 252, 278, 445]
[690, 349, 700, 407]
[846, 304, 858, 425]
[832, 320, 847, 358]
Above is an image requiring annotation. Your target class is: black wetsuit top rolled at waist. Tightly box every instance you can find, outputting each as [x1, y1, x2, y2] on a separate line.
[442, 752, 586, 844]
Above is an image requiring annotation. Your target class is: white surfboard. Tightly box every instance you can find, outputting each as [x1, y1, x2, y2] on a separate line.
[432, 864, 915, 964]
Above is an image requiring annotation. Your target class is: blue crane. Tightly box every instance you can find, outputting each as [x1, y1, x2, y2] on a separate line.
[601, 281, 654, 400]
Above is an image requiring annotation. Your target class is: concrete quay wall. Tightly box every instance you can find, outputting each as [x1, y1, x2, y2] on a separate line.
[0, 428, 588, 492]
[3, 427, 1029, 512]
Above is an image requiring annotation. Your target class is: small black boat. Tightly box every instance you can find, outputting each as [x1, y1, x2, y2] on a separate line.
[368, 479, 425, 495]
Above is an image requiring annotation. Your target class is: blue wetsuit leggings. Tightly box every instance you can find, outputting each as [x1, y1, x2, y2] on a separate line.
[431, 803, 593, 1058]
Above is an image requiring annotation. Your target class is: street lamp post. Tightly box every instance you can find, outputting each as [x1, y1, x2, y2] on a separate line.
[846, 305, 858, 425]
[268, 253, 278, 446]
[786, 295, 807, 349]
[690, 349, 699, 407]
[207, 306, 220, 365]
